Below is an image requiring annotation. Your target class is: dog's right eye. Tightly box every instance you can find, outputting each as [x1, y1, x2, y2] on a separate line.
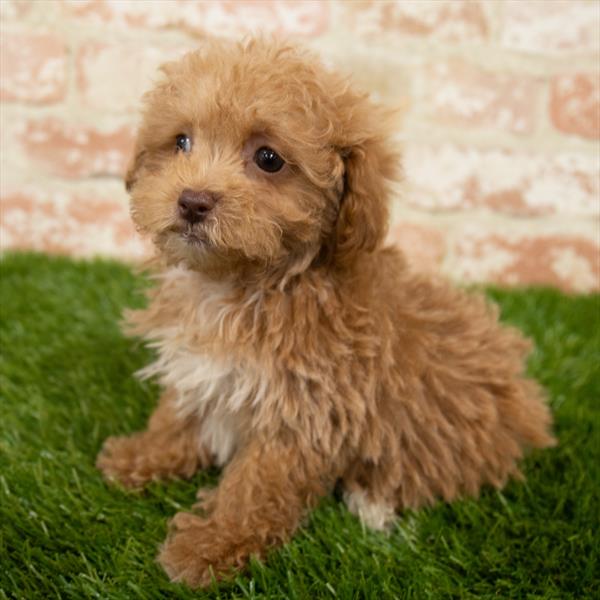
[254, 146, 285, 173]
[175, 134, 192, 153]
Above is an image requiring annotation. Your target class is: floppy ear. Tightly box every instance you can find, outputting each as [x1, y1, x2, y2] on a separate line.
[124, 144, 146, 192]
[334, 123, 400, 267]
[125, 59, 178, 192]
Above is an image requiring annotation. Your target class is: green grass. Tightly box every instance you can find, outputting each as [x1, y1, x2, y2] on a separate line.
[1, 252, 598, 600]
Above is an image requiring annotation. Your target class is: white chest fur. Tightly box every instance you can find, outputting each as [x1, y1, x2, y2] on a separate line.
[135, 267, 268, 467]
[140, 344, 259, 466]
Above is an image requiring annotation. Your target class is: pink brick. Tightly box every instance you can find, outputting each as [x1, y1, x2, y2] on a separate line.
[550, 74, 600, 140]
[345, 0, 488, 42]
[501, 1, 600, 54]
[0, 32, 67, 103]
[426, 60, 540, 134]
[76, 42, 192, 112]
[0, 0, 33, 21]
[64, 0, 329, 37]
[452, 230, 599, 292]
[387, 221, 446, 272]
[0, 188, 149, 259]
[19, 117, 135, 178]
[404, 144, 599, 217]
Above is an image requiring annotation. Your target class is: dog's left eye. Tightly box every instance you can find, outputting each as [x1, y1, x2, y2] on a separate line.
[254, 147, 285, 173]
[175, 134, 192, 153]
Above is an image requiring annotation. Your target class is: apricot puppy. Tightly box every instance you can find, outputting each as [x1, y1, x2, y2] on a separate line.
[97, 38, 555, 587]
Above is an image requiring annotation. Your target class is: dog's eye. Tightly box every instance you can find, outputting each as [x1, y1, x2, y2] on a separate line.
[254, 146, 285, 173]
[175, 134, 192, 153]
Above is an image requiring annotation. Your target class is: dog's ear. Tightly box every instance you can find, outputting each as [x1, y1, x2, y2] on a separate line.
[333, 111, 399, 267]
[125, 60, 178, 193]
[124, 144, 146, 193]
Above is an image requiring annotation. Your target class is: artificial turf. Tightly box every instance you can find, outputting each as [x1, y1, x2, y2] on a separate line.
[0, 252, 598, 599]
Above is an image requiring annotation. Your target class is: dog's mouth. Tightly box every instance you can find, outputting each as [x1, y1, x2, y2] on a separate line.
[181, 228, 207, 247]
[167, 223, 210, 247]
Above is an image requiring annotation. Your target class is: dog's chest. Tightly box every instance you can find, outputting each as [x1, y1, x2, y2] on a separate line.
[142, 340, 264, 466]
[151, 347, 259, 466]
[137, 268, 266, 466]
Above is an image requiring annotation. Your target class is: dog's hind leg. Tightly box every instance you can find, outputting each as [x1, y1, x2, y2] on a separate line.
[341, 459, 398, 531]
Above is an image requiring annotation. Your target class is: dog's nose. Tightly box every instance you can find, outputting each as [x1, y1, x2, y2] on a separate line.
[177, 189, 218, 224]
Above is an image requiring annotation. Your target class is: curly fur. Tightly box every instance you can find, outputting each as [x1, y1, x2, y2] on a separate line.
[96, 37, 555, 588]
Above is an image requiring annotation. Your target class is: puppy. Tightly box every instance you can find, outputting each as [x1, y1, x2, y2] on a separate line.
[97, 38, 555, 588]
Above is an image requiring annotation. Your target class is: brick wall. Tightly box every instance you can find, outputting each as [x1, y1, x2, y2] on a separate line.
[1, 0, 598, 291]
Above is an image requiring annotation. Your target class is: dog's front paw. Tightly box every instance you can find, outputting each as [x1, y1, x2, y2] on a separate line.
[159, 512, 245, 588]
[96, 434, 154, 488]
[193, 487, 218, 515]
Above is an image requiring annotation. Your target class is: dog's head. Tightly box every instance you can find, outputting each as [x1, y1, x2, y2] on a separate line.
[127, 38, 399, 276]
